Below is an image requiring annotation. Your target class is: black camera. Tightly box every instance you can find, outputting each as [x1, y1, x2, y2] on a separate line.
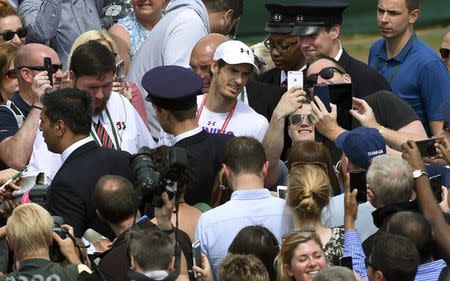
[49, 216, 69, 262]
[130, 146, 188, 207]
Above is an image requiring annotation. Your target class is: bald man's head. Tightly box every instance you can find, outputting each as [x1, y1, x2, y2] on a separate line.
[190, 33, 228, 94]
[15, 43, 63, 88]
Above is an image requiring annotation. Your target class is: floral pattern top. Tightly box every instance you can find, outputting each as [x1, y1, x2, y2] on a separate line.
[117, 13, 150, 59]
[323, 226, 345, 266]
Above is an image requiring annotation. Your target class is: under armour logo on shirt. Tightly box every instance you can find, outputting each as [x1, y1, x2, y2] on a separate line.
[240, 48, 250, 55]
[208, 121, 216, 126]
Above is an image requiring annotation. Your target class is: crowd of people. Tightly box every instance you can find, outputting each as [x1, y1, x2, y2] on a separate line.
[0, 0, 449, 280]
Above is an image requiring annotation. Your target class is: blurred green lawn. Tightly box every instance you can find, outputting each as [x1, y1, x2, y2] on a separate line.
[342, 25, 447, 63]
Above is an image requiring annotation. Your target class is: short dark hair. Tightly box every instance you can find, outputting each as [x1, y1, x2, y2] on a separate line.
[168, 104, 197, 122]
[218, 254, 270, 281]
[371, 233, 419, 281]
[70, 40, 116, 78]
[42, 88, 92, 135]
[386, 211, 433, 262]
[228, 225, 279, 281]
[128, 228, 173, 271]
[203, 0, 243, 19]
[223, 137, 267, 176]
[405, 0, 419, 12]
[305, 54, 346, 74]
[94, 175, 140, 225]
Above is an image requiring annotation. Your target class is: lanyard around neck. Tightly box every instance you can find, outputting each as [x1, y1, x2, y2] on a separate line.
[197, 94, 237, 134]
[90, 108, 121, 150]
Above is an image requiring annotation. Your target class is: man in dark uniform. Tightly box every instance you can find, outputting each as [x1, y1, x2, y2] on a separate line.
[42, 88, 131, 238]
[142, 65, 231, 205]
[290, 2, 391, 98]
[259, 3, 305, 89]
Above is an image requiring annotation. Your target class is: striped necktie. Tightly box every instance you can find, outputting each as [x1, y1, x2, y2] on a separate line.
[93, 120, 114, 149]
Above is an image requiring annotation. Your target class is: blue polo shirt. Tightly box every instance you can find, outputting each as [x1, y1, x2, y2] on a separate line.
[369, 33, 450, 135]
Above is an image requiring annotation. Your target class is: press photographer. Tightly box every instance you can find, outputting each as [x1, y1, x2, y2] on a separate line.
[0, 203, 90, 280]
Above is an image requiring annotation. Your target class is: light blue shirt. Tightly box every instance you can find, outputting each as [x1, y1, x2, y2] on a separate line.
[195, 189, 289, 279]
[415, 259, 447, 281]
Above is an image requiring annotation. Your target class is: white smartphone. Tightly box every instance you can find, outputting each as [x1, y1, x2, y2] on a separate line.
[192, 240, 202, 279]
[277, 185, 288, 199]
[287, 70, 303, 90]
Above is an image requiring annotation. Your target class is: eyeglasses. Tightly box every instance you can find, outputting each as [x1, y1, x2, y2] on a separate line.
[17, 64, 63, 72]
[289, 113, 315, 126]
[282, 227, 316, 240]
[443, 121, 450, 134]
[264, 39, 297, 54]
[0, 28, 27, 41]
[305, 66, 345, 87]
[440, 48, 450, 59]
[290, 161, 329, 177]
[5, 69, 17, 79]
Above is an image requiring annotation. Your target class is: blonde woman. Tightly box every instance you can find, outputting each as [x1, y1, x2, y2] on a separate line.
[287, 164, 344, 266]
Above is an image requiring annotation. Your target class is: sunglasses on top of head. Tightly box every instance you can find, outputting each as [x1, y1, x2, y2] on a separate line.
[0, 27, 27, 41]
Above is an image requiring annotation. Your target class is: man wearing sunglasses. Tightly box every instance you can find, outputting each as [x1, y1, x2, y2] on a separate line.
[306, 55, 427, 153]
[290, 2, 391, 99]
[369, 0, 450, 137]
[440, 29, 450, 74]
[259, 3, 305, 89]
[0, 43, 64, 170]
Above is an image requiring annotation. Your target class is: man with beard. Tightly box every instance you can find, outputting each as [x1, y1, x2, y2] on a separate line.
[28, 40, 154, 182]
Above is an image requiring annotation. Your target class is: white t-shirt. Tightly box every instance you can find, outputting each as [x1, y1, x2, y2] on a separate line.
[197, 98, 269, 142]
[28, 92, 155, 182]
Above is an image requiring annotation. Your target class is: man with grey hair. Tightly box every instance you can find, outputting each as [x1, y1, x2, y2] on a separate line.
[367, 155, 414, 209]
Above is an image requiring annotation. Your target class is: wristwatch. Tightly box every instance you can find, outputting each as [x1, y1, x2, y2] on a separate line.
[413, 169, 428, 179]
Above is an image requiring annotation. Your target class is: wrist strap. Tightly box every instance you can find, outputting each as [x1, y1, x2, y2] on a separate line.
[31, 105, 43, 110]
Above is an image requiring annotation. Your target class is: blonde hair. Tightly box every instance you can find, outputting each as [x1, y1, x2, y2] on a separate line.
[275, 230, 324, 281]
[67, 30, 118, 69]
[287, 165, 331, 220]
[6, 203, 53, 258]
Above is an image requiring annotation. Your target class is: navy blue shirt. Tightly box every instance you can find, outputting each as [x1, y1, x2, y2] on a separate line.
[369, 33, 450, 135]
[0, 92, 31, 168]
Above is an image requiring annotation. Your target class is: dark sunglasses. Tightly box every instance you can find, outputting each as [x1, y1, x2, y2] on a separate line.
[17, 64, 63, 72]
[0, 27, 27, 41]
[289, 113, 315, 126]
[5, 69, 17, 79]
[440, 48, 450, 59]
[443, 121, 450, 133]
[305, 66, 345, 87]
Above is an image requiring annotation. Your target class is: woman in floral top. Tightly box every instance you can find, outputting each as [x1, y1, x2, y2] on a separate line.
[108, 0, 165, 75]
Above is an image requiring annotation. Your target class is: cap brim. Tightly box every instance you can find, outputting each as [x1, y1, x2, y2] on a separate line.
[290, 25, 321, 36]
[265, 26, 293, 34]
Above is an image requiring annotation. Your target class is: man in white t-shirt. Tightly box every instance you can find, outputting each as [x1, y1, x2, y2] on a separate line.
[197, 40, 269, 142]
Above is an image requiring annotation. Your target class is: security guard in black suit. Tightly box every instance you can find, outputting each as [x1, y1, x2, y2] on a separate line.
[289, 2, 391, 98]
[142, 65, 231, 205]
[259, 3, 305, 89]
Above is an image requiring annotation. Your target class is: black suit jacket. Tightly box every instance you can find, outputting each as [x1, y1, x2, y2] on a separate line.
[259, 68, 283, 86]
[338, 49, 391, 98]
[47, 141, 132, 238]
[246, 79, 285, 122]
[175, 130, 232, 205]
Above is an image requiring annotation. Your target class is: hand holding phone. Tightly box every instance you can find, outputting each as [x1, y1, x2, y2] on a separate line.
[340, 256, 353, 270]
[287, 71, 303, 90]
[192, 240, 202, 279]
[349, 170, 367, 204]
[415, 139, 437, 157]
[43, 57, 53, 87]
